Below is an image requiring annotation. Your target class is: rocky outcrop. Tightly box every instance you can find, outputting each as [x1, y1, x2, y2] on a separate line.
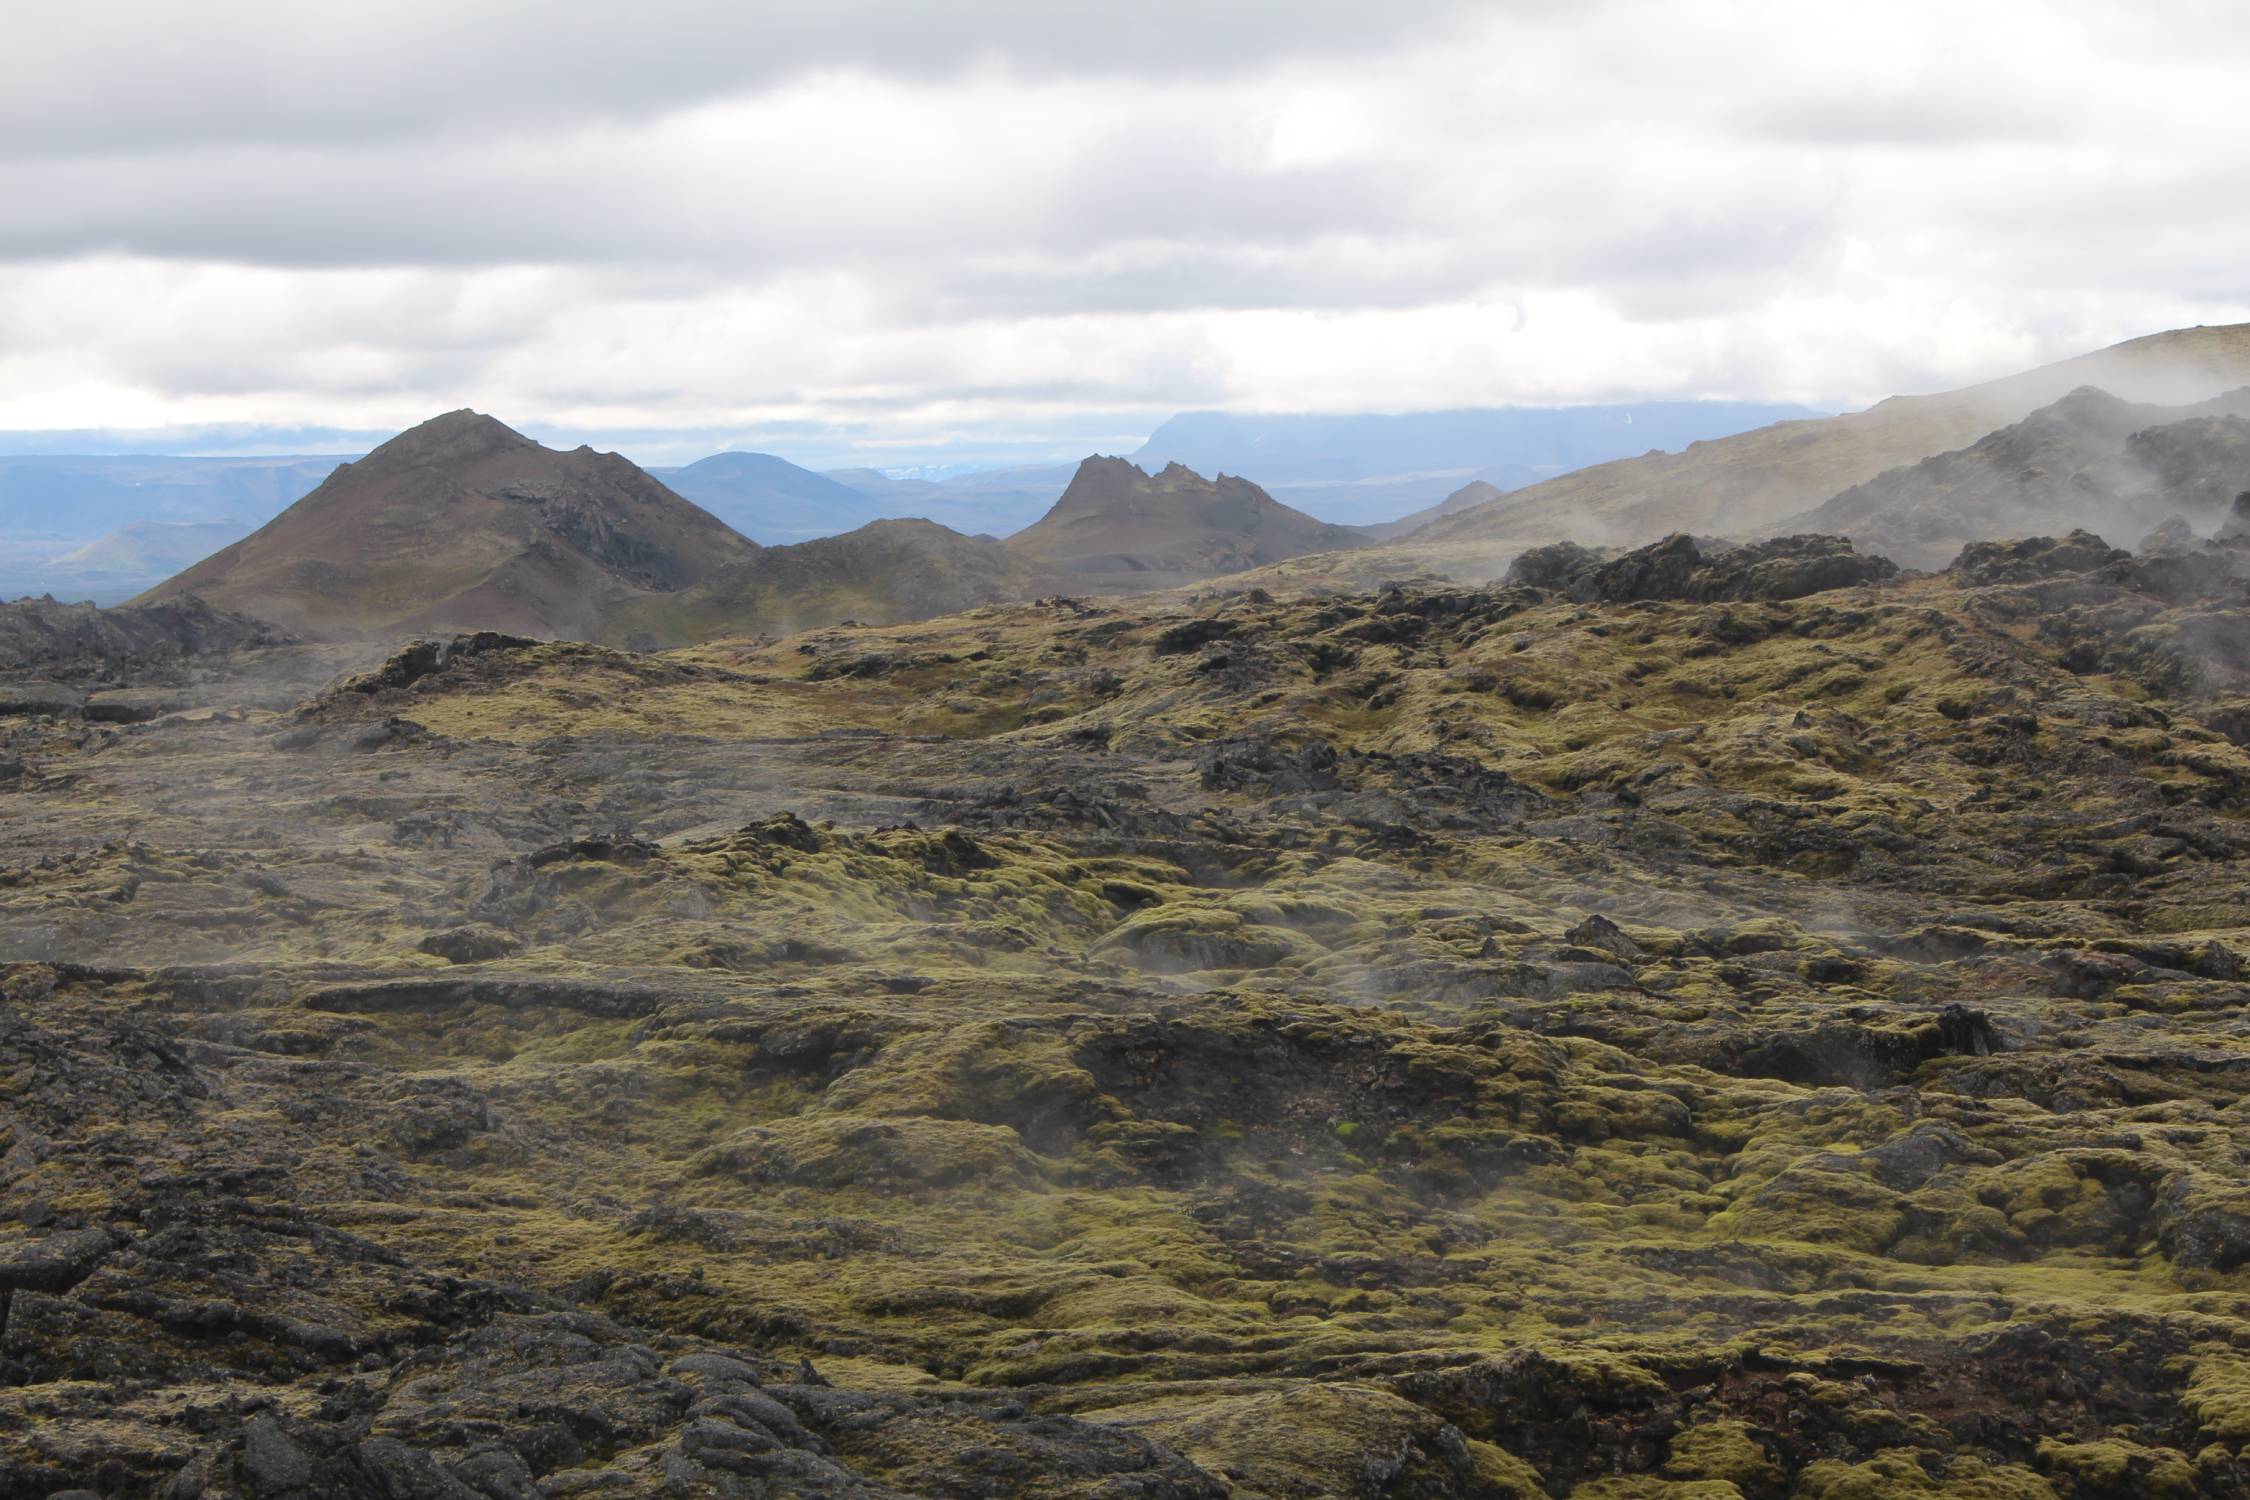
[1505, 532, 1898, 603]
[0, 594, 281, 670]
[1951, 528, 2132, 585]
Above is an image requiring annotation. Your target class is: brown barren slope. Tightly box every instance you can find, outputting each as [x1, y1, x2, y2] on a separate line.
[1421, 322, 2250, 551]
[632, 517, 1066, 644]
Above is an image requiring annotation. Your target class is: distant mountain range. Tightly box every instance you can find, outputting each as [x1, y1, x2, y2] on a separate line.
[657, 455, 1078, 542]
[0, 453, 346, 540]
[1209, 323, 2250, 593]
[0, 454, 345, 602]
[21, 324, 2250, 622]
[723, 402, 1832, 540]
[127, 414, 1358, 646]
[54, 520, 250, 579]
[648, 453, 881, 543]
[0, 400, 1821, 601]
[127, 416, 1287, 647]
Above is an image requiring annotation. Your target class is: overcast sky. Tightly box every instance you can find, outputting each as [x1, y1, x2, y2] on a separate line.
[4, 0, 2246, 466]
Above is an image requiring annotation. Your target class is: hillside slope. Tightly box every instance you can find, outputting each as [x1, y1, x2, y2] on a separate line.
[639, 517, 1063, 643]
[1425, 323, 2250, 550]
[50, 520, 251, 580]
[1134, 401, 1821, 525]
[1785, 385, 2250, 568]
[1365, 478, 1508, 541]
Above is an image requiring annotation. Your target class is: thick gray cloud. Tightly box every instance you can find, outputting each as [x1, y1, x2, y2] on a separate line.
[2, 1, 1486, 152]
[1, 0, 2245, 464]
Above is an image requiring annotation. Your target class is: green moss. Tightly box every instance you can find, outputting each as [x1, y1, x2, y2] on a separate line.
[1100, 1383, 1516, 1499]
[1663, 1420, 1784, 1490]
[1796, 1452, 2056, 1498]
[2035, 1437, 2199, 1498]
[693, 1113, 1042, 1191]
[2182, 1351, 2250, 1449]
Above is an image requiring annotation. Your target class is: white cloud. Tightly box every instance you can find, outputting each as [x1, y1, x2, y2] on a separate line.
[0, 0, 2244, 462]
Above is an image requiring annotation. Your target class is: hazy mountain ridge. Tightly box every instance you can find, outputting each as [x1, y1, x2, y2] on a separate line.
[1783, 385, 2250, 568]
[57, 323, 2250, 643]
[0, 454, 344, 540]
[1133, 401, 1823, 525]
[650, 452, 886, 544]
[1365, 478, 1509, 541]
[0, 455, 343, 602]
[1, 400, 1816, 578]
[53, 519, 252, 576]
[1422, 323, 2250, 550]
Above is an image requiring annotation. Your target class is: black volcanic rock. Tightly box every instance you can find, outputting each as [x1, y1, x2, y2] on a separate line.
[0, 594, 281, 670]
[1951, 529, 2131, 585]
[1504, 532, 1897, 603]
[33, 401, 2250, 1493]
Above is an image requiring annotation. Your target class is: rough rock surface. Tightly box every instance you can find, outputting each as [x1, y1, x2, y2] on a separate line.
[11, 552, 2250, 1495]
[1503, 532, 1898, 604]
[0, 596, 282, 670]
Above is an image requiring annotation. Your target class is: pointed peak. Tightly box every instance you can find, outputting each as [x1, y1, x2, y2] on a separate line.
[1052, 455, 1149, 502]
[1071, 454, 1147, 479]
[366, 409, 536, 467]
